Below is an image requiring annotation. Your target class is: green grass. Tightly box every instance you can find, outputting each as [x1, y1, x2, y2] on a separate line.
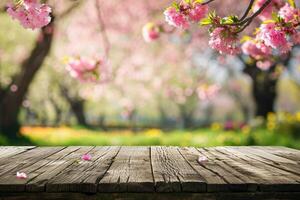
[1, 126, 296, 149]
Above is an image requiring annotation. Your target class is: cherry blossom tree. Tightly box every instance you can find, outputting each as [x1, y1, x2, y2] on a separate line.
[2, 0, 300, 139]
[0, 0, 83, 138]
[145, 0, 300, 118]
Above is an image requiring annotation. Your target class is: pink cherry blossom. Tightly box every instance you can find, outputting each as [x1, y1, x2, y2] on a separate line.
[142, 22, 160, 42]
[241, 40, 271, 60]
[188, 4, 208, 22]
[66, 57, 109, 82]
[278, 3, 300, 23]
[256, 23, 291, 54]
[198, 156, 208, 163]
[164, 7, 189, 29]
[81, 154, 92, 161]
[16, 172, 27, 179]
[208, 27, 241, 55]
[7, 0, 52, 30]
[292, 32, 300, 44]
[256, 60, 273, 71]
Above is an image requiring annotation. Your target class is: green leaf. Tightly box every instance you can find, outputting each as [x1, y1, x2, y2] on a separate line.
[271, 12, 278, 21]
[172, 2, 180, 11]
[14, 0, 23, 6]
[208, 11, 217, 19]
[200, 18, 212, 26]
[287, 0, 296, 8]
[194, 0, 204, 3]
[240, 35, 252, 43]
[262, 19, 275, 24]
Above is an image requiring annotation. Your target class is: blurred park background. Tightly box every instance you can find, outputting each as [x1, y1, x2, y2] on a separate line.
[0, 0, 300, 148]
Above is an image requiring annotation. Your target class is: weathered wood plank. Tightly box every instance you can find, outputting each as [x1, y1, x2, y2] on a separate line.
[0, 146, 299, 195]
[218, 147, 300, 191]
[77, 146, 120, 193]
[256, 146, 300, 163]
[25, 146, 82, 192]
[151, 146, 206, 192]
[197, 147, 257, 192]
[225, 147, 300, 178]
[98, 146, 154, 192]
[1, 192, 300, 200]
[46, 146, 120, 193]
[0, 147, 35, 161]
[44, 146, 95, 192]
[0, 147, 65, 192]
[178, 147, 228, 192]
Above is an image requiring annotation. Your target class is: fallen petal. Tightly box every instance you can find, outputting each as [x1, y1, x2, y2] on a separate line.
[198, 156, 208, 163]
[81, 154, 92, 161]
[16, 172, 27, 179]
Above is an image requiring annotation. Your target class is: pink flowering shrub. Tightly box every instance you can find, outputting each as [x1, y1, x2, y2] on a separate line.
[142, 22, 160, 42]
[7, 0, 52, 30]
[66, 57, 109, 83]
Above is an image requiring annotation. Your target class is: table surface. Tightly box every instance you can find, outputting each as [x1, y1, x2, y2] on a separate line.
[0, 146, 299, 194]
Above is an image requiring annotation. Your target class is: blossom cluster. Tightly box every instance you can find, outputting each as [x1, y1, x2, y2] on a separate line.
[66, 57, 109, 83]
[208, 27, 241, 55]
[164, 0, 208, 29]
[142, 22, 160, 42]
[242, 3, 300, 69]
[197, 84, 220, 101]
[160, 0, 300, 70]
[7, 0, 52, 30]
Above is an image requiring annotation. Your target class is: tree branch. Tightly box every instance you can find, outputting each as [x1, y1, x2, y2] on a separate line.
[224, 0, 272, 27]
[240, 0, 255, 21]
[95, 0, 110, 58]
[57, 1, 83, 20]
[202, 0, 216, 5]
[242, 0, 271, 24]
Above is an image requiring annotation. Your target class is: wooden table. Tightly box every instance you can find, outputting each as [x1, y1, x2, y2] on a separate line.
[0, 146, 299, 200]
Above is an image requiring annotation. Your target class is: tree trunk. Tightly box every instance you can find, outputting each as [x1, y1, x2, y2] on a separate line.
[0, 21, 55, 138]
[60, 86, 88, 127]
[243, 62, 278, 118]
[179, 104, 194, 129]
[252, 74, 277, 118]
[48, 95, 63, 126]
[69, 100, 88, 126]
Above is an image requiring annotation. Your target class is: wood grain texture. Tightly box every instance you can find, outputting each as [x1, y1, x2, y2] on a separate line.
[151, 146, 206, 192]
[98, 146, 153, 192]
[0, 146, 299, 197]
[217, 147, 300, 191]
[46, 146, 120, 193]
[0, 147, 65, 192]
[0, 147, 35, 161]
[1, 192, 300, 200]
